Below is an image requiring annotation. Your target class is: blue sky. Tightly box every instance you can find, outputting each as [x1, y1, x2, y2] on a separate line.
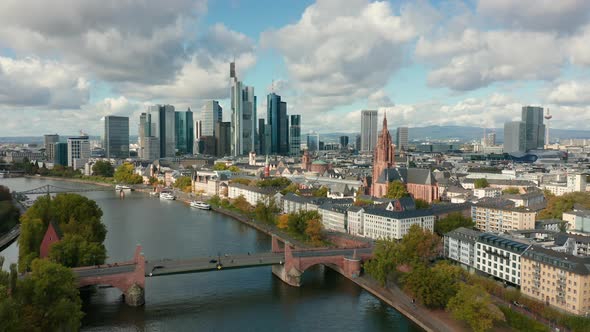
[0, 0, 589, 136]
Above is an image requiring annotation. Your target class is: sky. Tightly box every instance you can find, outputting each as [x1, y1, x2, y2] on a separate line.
[0, 0, 590, 136]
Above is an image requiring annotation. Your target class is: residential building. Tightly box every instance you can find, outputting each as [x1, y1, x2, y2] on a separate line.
[192, 170, 230, 197]
[228, 183, 279, 206]
[174, 108, 194, 155]
[290, 115, 301, 156]
[521, 246, 590, 315]
[563, 209, 590, 233]
[147, 104, 176, 158]
[444, 227, 481, 270]
[472, 198, 536, 233]
[360, 110, 378, 152]
[504, 121, 526, 153]
[318, 203, 349, 233]
[348, 206, 435, 240]
[522, 106, 545, 151]
[103, 115, 129, 159]
[473, 187, 502, 199]
[67, 135, 90, 170]
[475, 233, 530, 286]
[396, 127, 408, 151]
[44, 134, 59, 161]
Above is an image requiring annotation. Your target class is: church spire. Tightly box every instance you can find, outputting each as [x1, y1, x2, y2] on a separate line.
[382, 110, 388, 132]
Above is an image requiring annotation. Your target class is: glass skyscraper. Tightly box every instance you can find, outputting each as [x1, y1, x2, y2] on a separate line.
[148, 104, 176, 158]
[267, 92, 289, 155]
[230, 62, 257, 156]
[521, 106, 545, 151]
[361, 110, 378, 152]
[103, 116, 129, 159]
[307, 132, 319, 152]
[289, 115, 301, 156]
[504, 121, 526, 153]
[175, 108, 194, 155]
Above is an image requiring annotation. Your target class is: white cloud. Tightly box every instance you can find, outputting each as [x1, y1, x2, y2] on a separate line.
[261, 0, 438, 113]
[568, 24, 590, 66]
[547, 81, 590, 105]
[0, 56, 89, 109]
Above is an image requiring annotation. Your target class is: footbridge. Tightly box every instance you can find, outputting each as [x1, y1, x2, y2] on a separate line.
[72, 235, 373, 306]
[16, 184, 118, 195]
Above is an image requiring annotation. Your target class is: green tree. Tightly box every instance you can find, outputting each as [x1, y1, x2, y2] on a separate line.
[114, 163, 143, 184]
[228, 165, 241, 172]
[233, 195, 252, 213]
[231, 178, 253, 186]
[398, 224, 441, 265]
[364, 238, 402, 285]
[538, 192, 590, 219]
[414, 199, 430, 209]
[254, 198, 279, 224]
[0, 200, 20, 235]
[474, 178, 490, 189]
[447, 284, 504, 332]
[0, 185, 12, 201]
[312, 186, 328, 197]
[148, 176, 158, 186]
[502, 187, 520, 195]
[18, 259, 83, 331]
[173, 176, 192, 193]
[434, 212, 474, 236]
[385, 180, 409, 199]
[402, 261, 465, 309]
[213, 162, 229, 170]
[48, 234, 107, 267]
[280, 183, 300, 195]
[257, 177, 292, 188]
[92, 160, 114, 177]
[207, 195, 221, 207]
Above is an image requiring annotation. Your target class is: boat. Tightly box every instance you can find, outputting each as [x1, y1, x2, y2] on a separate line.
[159, 192, 175, 200]
[190, 201, 211, 210]
[149, 191, 159, 197]
[115, 185, 132, 191]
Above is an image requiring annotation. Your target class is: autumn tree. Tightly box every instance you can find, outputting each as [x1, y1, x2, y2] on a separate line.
[399, 224, 441, 265]
[538, 192, 590, 219]
[254, 197, 280, 224]
[305, 218, 324, 245]
[312, 186, 329, 197]
[173, 176, 192, 193]
[277, 214, 289, 229]
[280, 183, 300, 195]
[213, 162, 229, 170]
[114, 163, 143, 184]
[402, 261, 465, 308]
[233, 195, 252, 213]
[447, 284, 504, 332]
[434, 212, 474, 236]
[385, 180, 409, 199]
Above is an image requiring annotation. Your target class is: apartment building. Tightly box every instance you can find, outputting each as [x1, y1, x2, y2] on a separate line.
[475, 233, 530, 286]
[228, 183, 281, 206]
[521, 246, 590, 315]
[444, 227, 480, 270]
[472, 198, 536, 233]
[349, 207, 435, 240]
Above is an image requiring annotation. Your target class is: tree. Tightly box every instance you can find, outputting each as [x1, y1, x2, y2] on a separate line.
[173, 176, 192, 193]
[447, 284, 504, 332]
[277, 214, 289, 229]
[385, 180, 409, 199]
[474, 178, 490, 189]
[208, 195, 221, 207]
[233, 195, 252, 213]
[254, 198, 279, 224]
[280, 183, 300, 195]
[0, 201, 20, 235]
[312, 186, 328, 197]
[402, 261, 465, 309]
[0, 185, 12, 201]
[92, 160, 114, 177]
[399, 224, 441, 265]
[538, 192, 590, 219]
[415, 199, 430, 209]
[228, 165, 241, 172]
[114, 163, 143, 184]
[305, 218, 324, 245]
[18, 259, 83, 331]
[364, 239, 402, 285]
[231, 178, 253, 186]
[49, 234, 107, 267]
[148, 176, 158, 186]
[502, 187, 520, 195]
[354, 198, 373, 206]
[257, 177, 292, 188]
[213, 162, 229, 171]
[434, 212, 474, 236]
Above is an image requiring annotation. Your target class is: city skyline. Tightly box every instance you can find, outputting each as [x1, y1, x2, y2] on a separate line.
[1, 0, 590, 137]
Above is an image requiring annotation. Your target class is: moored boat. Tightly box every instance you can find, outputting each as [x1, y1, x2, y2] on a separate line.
[190, 201, 211, 210]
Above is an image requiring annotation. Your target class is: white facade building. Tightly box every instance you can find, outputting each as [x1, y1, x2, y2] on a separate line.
[475, 233, 530, 286]
[318, 204, 348, 233]
[348, 207, 435, 240]
[473, 187, 502, 199]
[67, 136, 90, 170]
[444, 227, 481, 269]
[228, 183, 278, 206]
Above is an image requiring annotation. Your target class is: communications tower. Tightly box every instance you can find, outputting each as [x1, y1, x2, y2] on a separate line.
[544, 108, 552, 148]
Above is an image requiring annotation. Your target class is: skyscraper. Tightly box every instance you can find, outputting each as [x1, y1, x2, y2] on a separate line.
[54, 142, 68, 166]
[266, 93, 290, 155]
[361, 110, 378, 152]
[215, 122, 231, 157]
[201, 101, 223, 137]
[67, 135, 90, 170]
[503, 121, 526, 153]
[147, 104, 176, 158]
[521, 106, 545, 151]
[175, 108, 194, 155]
[396, 127, 408, 151]
[103, 116, 129, 159]
[290, 115, 301, 156]
[230, 62, 257, 156]
[44, 134, 59, 161]
[307, 132, 319, 152]
[258, 119, 269, 155]
[339, 136, 349, 149]
[141, 137, 160, 161]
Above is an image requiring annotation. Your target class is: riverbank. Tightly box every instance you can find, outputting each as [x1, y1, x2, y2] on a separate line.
[24, 175, 115, 188]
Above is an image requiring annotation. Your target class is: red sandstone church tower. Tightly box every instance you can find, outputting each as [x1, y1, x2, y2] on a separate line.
[371, 113, 396, 196]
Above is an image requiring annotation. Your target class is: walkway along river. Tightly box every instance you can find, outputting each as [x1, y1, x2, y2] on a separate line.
[0, 177, 422, 332]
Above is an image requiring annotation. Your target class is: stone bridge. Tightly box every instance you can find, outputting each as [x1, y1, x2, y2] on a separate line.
[73, 235, 373, 306]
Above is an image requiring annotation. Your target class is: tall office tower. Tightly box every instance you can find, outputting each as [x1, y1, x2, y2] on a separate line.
[230, 62, 257, 156]
[141, 137, 160, 161]
[521, 106, 545, 151]
[267, 93, 290, 155]
[103, 116, 129, 159]
[340, 136, 349, 149]
[147, 104, 176, 158]
[484, 132, 496, 146]
[174, 108, 194, 155]
[215, 122, 231, 157]
[360, 110, 378, 152]
[44, 134, 59, 161]
[258, 119, 268, 155]
[396, 127, 409, 151]
[264, 124, 272, 155]
[307, 132, 319, 152]
[193, 120, 202, 155]
[67, 135, 90, 169]
[355, 135, 361, 151]
[504, 121, 526, 153]
[290, 115, 301, 156]
[201, 101, 223, 136]
[54, 142, 68, 166]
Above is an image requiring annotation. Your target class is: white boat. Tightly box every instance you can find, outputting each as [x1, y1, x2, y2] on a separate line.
[160, 192, 175, 200]
[190, 201, 211, 210]
[115, 185, 131, 191]
[149, 191, 159, 197]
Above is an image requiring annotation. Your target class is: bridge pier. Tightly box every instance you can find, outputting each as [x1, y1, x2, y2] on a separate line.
[124, 283, 145, 306]
[272, 265, 302, 287]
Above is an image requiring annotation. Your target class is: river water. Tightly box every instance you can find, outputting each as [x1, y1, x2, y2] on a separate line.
[0, 177, 421, 332]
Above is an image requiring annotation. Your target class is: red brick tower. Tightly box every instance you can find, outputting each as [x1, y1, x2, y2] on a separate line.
[371, 113, 396, 196]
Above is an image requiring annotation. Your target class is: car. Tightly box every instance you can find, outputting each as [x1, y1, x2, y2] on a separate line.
[209, 259, 217, 264]
[153, 265, 164, 269]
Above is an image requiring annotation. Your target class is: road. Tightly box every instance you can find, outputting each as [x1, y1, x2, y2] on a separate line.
[73, 264, 136, 278]
[292, 248, 372, 258]
[0, 225, 20, 251]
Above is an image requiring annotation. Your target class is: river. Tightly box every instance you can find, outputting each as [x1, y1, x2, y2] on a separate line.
[0, 177, 422, 332]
